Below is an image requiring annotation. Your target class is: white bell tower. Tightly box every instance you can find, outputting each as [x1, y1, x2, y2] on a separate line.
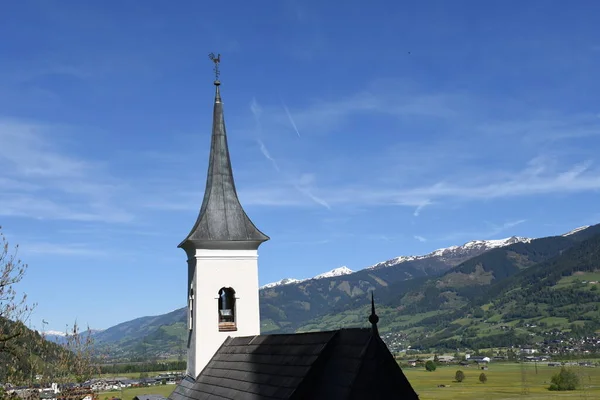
[178, 61, 269, 378]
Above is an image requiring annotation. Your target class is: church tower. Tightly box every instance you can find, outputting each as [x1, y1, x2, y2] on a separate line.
[178, 56, 269, 378]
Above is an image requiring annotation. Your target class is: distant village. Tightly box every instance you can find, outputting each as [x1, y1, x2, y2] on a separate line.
[1, 372, 185, 400]
[381, 329, 600, 362]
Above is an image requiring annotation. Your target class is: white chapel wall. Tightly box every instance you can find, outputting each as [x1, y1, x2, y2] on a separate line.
[188, 248, 261, 378]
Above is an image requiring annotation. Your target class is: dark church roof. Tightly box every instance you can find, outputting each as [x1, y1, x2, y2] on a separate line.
[179, 79, 269, 251]
[169, 328, 418, 400]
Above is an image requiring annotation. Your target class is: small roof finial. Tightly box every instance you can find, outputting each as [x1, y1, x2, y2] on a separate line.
[208, 52, 221, 85]
[369, 291, 379, 335]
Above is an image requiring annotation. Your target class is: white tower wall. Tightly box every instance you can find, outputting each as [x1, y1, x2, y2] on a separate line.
[186, 248, 261, 378]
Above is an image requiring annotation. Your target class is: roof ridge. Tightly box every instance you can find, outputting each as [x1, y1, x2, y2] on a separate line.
[345, 330, 377, 396]
[287, 330, 340, 399]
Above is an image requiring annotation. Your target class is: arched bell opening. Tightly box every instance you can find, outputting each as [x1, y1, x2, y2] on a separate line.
[218, 287, 237, 332]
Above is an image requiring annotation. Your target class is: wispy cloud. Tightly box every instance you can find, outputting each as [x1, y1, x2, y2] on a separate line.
[145, 154, 600, 213]
[278, 239, 330, 246]
[413, 201, 432, 217]
[440, 219, 527, 242]
[137, 75, 600, 218]
[281, 101, 302, 138]
[293, 174, 331, 210]
[479, 113, 600, 143]
[256, 81, 466, 137]
[250, 97, 262, 124]
[256, 139, 280, 172]
[250, 156, 599, 212]
[0, 118, 133, 222]
[414, 235, 427, 242]
[318, 157, 600, 209]
[24, 242, 107, 257]
[484, 219, 528, 237]
[248, 98, 330, 210]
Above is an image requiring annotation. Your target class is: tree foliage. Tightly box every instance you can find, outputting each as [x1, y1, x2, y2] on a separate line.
[549, 367, 580, 391]
[0, 228, 97, 386]
[479, 372, 487, 383]
[0, 226, 34, 354]
[0, 226, 44, 384]
[455, 370, 465, 382]
[425, 360, 436, 372]
[54, 322, 99, 384]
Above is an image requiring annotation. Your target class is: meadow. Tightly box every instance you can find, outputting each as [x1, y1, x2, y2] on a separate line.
[97, 384, 175, 400]
[403, 362, 600, 400]
[95, 363, 600, 400]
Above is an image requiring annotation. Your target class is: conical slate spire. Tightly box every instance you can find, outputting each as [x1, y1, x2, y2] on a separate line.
[369, 291, 379, 336]
[179, 78, 269, 251]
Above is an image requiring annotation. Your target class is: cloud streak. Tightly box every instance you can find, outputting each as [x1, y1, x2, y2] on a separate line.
[413, 201, 432, 217]
[24, 242, 107, 257]
[144, 155, 600, 214]
[281, 101, 302, 138]
[254, 81, 467, 138]
[0, 118, 133, 223]
[242, 157, 600, 210]
[256, 139, 280, 172]
[11, 80, 596, 223]
[250, 97, 262, 123]
[249, 98, 330, 210]
[440, 219, 527, 242]
[484, 219, 528, 237]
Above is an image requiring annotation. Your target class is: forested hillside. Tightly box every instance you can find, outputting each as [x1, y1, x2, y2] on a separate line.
[295, 225, 600, 350]
[0, 318, 69, 383]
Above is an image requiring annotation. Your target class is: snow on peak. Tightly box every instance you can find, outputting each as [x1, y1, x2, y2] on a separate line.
[260, 278, 301, 289]
[261, 233, 540, 288]
[562, 225, 590, 237]
[261, 267, 354, 289]
[368, 236, 532, 270]
[425, 236, 532, 256]
[460, 236, 532, 249]
[41, 330, 67, 337]
[313, 266, 354, 280]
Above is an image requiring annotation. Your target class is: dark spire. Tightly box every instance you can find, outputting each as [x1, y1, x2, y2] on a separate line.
[369, 291, 379, 336]
[178, 55, 269, 251]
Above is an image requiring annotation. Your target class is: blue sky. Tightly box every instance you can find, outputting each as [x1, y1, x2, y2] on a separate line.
[1, 0, 600, 332]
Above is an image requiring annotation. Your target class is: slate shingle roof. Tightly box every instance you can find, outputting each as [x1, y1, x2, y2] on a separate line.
[134, 395, 168, 400]
[179, 81, 269, 251]
[169, 328, 418, 400]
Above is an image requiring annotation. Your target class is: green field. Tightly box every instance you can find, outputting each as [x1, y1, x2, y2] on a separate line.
[98, 385, 175, 400]
[403, 363, 600, 400]
[97, 363, 600, 400]
[554, 272, 600, 288]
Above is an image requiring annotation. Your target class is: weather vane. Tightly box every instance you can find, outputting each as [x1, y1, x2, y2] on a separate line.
[208, 52, 221, 81]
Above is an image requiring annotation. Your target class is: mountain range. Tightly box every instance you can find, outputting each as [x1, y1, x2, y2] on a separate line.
[292, 223, 600, 350]
[75, 226, 600, 361]
[260, 266, 354, 289]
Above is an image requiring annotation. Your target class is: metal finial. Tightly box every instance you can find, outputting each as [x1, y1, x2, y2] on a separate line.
[208, 52, 221, 84]
[369, 291, 379, 335]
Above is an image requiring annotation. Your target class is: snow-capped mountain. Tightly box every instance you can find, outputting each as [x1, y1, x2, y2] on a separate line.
[313, 266, 353, 279]
[41, 330, 67, 337]
[562, 226, 590, 237]
[262, 237, 534, 289]
[39, 329, 104, 344]
[261, 278, 301, 289]
[260, 267, 354, 289]
[368, 236, 532, 270]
